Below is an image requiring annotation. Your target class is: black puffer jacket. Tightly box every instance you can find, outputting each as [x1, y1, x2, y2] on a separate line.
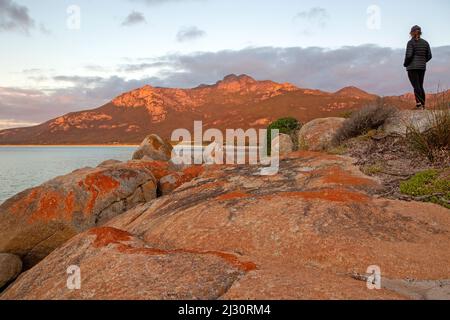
[404, 38, 432, 71]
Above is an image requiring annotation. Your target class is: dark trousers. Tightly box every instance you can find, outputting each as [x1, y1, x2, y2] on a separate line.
[408, 70, 426, 106]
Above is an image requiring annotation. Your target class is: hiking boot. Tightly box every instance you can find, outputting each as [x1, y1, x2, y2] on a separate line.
[415, 103, 425, 110]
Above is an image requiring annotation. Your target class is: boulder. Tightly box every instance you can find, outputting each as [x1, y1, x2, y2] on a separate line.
[132, 134, 173, 161]
[382, 110, 443, 136]
[271, 134, 294, 156]
[0, 253, 22, 289]
[298, 117, 346, 151]
[168, 158, 192, 172]
[4, 151, 450, 299]
[124, 160, 173, 180]
[0, 162, 158, 268]
[159, 166, 204, 196]
[97, 159, 122, 167]
[0, 227, 252, 300]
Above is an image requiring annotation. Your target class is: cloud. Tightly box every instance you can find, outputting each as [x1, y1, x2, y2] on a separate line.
[118, 61, 171, 72]
[0, 76, 161, 126]
[295, 7, 329, 25]
[53, 75, 104, 85]
[0, 119, 38, 130]
[84, 65, 112, 72]
[109, 45, 450, 95]
[39, 23, 51, 35]
[121, 11, 146, 26]
[176, 26, 206, 42]
[0, 0, 35, 33]
[2, 45, 450, 128]
[294, 7, 329, 34]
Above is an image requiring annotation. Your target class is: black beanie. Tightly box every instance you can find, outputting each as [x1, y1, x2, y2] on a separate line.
[410, 25, 422, 33]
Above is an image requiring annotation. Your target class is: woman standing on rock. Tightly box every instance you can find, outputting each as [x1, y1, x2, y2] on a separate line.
[404, 25, 432, 110]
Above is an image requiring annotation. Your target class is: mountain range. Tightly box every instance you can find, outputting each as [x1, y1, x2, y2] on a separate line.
[0, 74, 441, 145]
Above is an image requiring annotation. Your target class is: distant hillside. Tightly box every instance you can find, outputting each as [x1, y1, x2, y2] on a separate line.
[0, 74, 444, 145]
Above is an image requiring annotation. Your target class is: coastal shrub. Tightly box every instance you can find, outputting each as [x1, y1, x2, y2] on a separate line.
[332, 103, 397, 145]
[266, 117, 302, 154]
[400, 169, 450, 209]
[339, 110, 356, 119]
[362, 163, 384, 176]
[327, 145, 348, 155]
[405, 103, 450, 162]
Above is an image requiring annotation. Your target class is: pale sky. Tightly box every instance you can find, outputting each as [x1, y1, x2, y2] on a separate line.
[1, 0, 450, 128]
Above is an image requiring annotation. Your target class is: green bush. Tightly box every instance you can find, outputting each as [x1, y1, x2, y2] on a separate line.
[400, 169, 450, 209]
[266, 117, 302, 154]
[340, 110, 356, 119]
[362, 163, 384, 176]
[332, 103, 397, 145]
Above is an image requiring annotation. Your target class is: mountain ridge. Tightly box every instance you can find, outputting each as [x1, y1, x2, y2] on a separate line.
[0, 74, 443, 145]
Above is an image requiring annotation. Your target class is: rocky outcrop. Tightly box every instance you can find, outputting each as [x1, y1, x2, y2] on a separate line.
[0, 254, 22, 289]
[159, 166, 204, 196]
[298, 117, 346, 151]
[0, 154, 204, 270]
[0, 161, 159, 268]
[382, 110, 444, 136]
[0, 227, 253, 300]
[97, 159, 122, 167]
[3, 151, 449, 299]
[132, 134, 173, 161]
[271, 134, 294, 156]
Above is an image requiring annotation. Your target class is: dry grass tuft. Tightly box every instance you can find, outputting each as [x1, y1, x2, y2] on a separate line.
[332, 101, 397, 145]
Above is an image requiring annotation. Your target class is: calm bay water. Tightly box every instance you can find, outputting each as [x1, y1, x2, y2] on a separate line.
[0, 146, 137, 204]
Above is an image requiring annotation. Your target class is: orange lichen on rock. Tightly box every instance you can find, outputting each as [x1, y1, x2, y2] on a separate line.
[175, 166, 204, 186]
[199, 164, 234, 179]
[217, 188, 370, 203]
[27, 191, 64, 223]
[88, 227, 257, 272]
[265, 190, 370, 203]
[205, 250, 257, 272]
[119, 246, 257, 273]
[131, 160, 172, 180]
[216, 191, 250, 201]
[89, 227, 133, 248]
[159, 165, 205, 195]
[81, 172, 120, 214]
[192, 180, 226, 191]
[182, 165, 204, 179]
[9, 188, 40, 215]
[287, 150, 340, 160]
[318, 166, 377, 186]
[64, 191, 75, 215]
[118, 170, 139, 180]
